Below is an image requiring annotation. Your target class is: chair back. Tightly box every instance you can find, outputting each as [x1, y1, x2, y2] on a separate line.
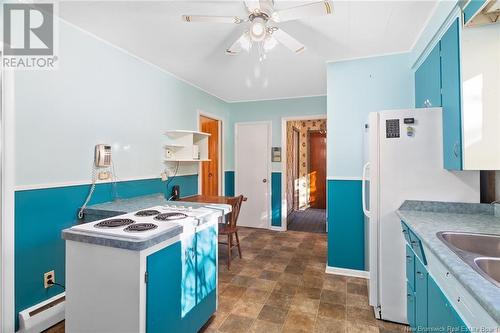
[227, 195, 245, 228]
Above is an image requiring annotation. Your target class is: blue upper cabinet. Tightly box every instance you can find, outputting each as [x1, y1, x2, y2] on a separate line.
[414, 17, 463, 170]
[440, 18, 463, 170]
[415, 43, 442, 108]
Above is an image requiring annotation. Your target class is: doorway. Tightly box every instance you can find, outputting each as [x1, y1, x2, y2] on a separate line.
[283, 117, 327, 233]
[235, 122, 271, 229]
[199, 115, 220, 196]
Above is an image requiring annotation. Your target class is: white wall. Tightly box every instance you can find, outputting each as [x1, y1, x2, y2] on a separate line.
[227, 96, 327, 171]
[327, 53, 414, 178]
[462, 24, 500, 169]
[14, 19, 230, 188]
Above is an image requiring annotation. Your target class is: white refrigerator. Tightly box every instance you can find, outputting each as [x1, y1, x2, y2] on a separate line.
[362, 108, 479, 324]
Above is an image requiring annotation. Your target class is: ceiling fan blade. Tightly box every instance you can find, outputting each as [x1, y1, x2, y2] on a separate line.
[226, 32, 251, 55]
[273, 28, 305, 54]
[259, 0, 275, 14]
[272, 1, 333, 22]
[245, 1, 261, 13]
[182, 15, 244, 24]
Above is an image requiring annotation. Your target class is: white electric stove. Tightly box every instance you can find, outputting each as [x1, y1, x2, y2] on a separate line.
[69, 205, 215, 240]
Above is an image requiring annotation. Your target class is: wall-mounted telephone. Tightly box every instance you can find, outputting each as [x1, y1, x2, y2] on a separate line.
[95, 144, 112, 167]
[78, 144, 114, 219]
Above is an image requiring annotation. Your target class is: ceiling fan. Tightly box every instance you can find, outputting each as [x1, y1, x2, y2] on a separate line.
[182, 0, 333, 57]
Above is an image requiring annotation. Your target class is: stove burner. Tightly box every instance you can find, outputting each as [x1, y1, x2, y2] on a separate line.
[124, 223, 158, 232]
[135, 209, 161, 217]
[154, 212, 188, 221]
[95, 218, 135, 228]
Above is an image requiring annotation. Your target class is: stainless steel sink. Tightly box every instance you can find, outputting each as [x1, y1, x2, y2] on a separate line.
[437, 231, 500, 288]
[474, 257, 500, 287]
[438, 232, 500, 257]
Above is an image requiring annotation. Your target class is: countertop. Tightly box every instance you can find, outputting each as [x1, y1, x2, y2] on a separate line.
[63, 193, 231, 251]
[397, 200, 500, 324]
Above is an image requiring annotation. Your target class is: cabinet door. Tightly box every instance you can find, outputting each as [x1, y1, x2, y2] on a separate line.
[407, 282, 416, 329]
[196, 224, 217, 301]
[415, 43, 442, 108]
[428, 276, 467, 332]
[406, 244, 415, 290]
[441, 18, 463, 170]
[415, 257, 428, 329]
[146, 242, 182, 333]
[181, 233, 197, 317]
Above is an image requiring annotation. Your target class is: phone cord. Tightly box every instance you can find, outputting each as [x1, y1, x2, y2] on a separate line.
[78, 166, 97, 219]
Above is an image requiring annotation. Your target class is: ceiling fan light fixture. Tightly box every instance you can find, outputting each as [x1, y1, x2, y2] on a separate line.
[263, 35, 277, 51]
[250, 18, 266, 41]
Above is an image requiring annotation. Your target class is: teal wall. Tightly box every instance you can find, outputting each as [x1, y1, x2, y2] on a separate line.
[326, 53, 413, 270]
[224, 171, 235, 196]
[327, 180, 364, 270]
[14, 175, 197, 328]
[271, 172, 282, 227]
[227, 96, 326, 171]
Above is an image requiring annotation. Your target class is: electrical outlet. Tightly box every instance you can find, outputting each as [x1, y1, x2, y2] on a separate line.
[44, 270, 55, 289]
[98, 171, 111, 180]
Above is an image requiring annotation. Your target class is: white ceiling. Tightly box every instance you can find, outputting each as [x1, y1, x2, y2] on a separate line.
[58, 1, 437, 102]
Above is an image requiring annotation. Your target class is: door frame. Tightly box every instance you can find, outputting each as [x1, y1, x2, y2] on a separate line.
[197, 110, 224, 196]
[1, 69, 16, 332]
[281, 114, 327, 231]
[234, 121, 272, 229]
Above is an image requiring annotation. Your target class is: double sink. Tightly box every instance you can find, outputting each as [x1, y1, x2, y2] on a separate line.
[437, 232, 500, 288]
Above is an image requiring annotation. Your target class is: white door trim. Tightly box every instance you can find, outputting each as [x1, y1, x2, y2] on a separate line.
[197, 110, 224, 196]
[1, 69, 16, 332]
[234, 121, 272, 229]
[280, 114, 327, 232]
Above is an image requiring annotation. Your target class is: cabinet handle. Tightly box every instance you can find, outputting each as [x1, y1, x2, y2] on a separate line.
[424, 99, 432, 107]
[453, 142, 459, 158]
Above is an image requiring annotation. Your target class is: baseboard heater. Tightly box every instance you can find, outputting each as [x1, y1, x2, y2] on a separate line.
[18, 293, 65, 333]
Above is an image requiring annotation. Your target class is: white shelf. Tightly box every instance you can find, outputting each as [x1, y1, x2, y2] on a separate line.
[164, 159, 211, 162]
[164, 144, 186, 149]
[164, 130, 211, 139]
[163, 130, 210, 162]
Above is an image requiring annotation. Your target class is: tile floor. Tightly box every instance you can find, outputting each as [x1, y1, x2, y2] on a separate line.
[206, 227, 409, 333]
[45, 227, 409, 333]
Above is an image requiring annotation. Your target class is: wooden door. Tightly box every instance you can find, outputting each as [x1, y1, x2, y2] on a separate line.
[200, 116, 219, 196]
[308, 131, 326, 209]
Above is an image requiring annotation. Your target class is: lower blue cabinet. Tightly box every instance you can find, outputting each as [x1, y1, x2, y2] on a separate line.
[146, 241, 183, 333]
[428, 278, 467, 332]
[407, 282, 416, 329]
[146, 225, 217, 333]
[415, 256, 428, 329]
[401, 222, 467, 332]
[406, 244, 415, 290]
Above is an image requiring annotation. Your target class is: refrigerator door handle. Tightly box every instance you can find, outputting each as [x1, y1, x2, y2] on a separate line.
[362, 162, 370, 217]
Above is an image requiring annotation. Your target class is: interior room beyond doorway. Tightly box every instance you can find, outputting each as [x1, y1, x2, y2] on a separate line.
[285, 118, 327, 234]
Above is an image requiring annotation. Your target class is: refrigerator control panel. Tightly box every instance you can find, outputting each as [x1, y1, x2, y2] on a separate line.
[386, 119, 400, 138]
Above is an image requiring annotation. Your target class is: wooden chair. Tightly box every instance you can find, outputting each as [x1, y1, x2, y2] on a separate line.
[219, 195, 246, 270]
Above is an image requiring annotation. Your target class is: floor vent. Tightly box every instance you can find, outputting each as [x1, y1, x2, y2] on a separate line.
[18, 293, 65, 333]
